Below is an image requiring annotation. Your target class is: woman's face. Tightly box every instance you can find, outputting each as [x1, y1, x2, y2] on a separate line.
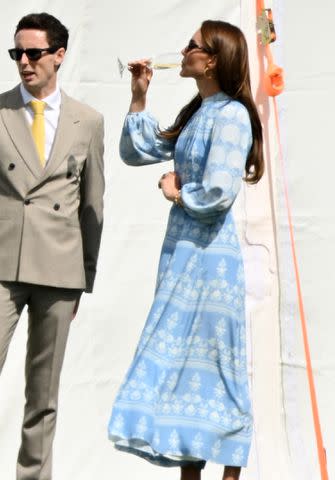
[180, 29, 212, 79]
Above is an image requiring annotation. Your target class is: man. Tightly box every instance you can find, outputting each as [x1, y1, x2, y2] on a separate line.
[0, 12, 104, 479]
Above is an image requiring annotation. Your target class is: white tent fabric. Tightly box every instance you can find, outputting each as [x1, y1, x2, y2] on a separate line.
[275, 1, 335, 478]
[0, 1, 333, 479]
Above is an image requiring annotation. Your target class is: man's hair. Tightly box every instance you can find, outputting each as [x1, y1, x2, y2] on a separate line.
[15, 12, 69, 50]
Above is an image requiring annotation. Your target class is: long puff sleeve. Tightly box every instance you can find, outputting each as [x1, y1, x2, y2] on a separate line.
[180, 102, 252, 223]
[120, 111, 174, 165]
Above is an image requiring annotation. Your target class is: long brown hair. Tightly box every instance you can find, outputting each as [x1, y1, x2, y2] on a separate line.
[160, 20, 264, 184]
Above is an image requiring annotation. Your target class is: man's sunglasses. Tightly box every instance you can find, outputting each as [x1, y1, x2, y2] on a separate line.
[184, 39, 211, 54]
[8, 47, 58, 61]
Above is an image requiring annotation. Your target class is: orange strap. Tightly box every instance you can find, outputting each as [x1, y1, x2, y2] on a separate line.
[257, 5, 284, 96]
[256, 2, 328, 479]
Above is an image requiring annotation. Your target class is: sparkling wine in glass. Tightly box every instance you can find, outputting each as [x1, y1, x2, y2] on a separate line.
[117, 52, 182, 78]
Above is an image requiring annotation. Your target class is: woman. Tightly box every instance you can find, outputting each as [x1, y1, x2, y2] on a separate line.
[109, 20, 264, 480]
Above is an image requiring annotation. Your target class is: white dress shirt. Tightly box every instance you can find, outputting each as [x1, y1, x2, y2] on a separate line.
[20, 83, 61, 163]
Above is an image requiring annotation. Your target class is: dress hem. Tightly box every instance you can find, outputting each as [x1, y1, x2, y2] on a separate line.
[109, 434, 248, 468]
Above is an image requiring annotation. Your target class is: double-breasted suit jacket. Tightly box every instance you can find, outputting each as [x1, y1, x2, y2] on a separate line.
[0, 85, 104, 292]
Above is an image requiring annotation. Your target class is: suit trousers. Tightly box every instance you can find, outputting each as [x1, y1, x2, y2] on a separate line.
[0, 281, 81, 480]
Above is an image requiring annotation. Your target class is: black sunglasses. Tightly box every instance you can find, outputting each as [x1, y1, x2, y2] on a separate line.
[184, 39, 211, 54]
[8, 47, 59, 61]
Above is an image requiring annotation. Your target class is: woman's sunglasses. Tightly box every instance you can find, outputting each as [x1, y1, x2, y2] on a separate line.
[8, 47, 58, 61]
[184, 39, 211, 54]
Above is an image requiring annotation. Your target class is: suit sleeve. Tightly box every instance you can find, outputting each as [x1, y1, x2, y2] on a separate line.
[79, 114, 105, 293]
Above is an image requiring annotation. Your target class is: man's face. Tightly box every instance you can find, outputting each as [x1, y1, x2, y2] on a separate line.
[14, 29, 65, 99]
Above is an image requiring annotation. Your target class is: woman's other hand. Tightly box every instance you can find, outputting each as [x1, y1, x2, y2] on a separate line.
[158, 171, 181, 202]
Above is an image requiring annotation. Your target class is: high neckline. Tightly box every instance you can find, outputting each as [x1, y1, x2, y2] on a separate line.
[201, 91, 230, 105]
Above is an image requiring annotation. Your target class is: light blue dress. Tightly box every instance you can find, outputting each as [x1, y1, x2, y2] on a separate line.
[108, 92, 253, 468]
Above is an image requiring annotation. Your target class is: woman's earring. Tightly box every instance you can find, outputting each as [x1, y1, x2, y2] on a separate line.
[204, 66, 213, 79]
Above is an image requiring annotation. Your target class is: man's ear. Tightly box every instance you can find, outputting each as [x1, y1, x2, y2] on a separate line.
[54, 47, 66, 69]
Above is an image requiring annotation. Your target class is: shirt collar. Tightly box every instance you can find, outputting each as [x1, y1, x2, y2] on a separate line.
[20, 83, 61, 110]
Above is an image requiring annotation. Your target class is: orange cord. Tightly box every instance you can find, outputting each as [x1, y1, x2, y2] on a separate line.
[256, 2, 328, 479]
[272, 100, 328, 480]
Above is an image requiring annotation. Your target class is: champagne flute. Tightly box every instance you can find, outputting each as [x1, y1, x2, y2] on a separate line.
[117, 52, 182, 78]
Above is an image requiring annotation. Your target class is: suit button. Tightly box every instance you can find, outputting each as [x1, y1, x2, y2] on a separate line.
[53, 203, 60, 211]
[8, 163, 15, 170]
[24, 199, 30, 205]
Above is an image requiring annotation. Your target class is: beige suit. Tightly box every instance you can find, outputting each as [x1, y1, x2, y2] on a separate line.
[0, 85, 104, 479]
[0, 84, 104, 291]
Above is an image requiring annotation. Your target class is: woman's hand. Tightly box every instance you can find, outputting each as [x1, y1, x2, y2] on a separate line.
[128, 59, 153, 112]
[158, 172, 181, 202]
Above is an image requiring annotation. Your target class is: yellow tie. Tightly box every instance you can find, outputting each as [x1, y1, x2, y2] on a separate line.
[30, 100, 46, 167]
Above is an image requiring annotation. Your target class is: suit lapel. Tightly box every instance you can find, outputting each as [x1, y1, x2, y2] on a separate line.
[40, 91, 79, 182]
[1, 85, 43, 179]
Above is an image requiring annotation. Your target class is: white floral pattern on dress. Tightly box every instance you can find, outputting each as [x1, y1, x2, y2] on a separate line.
[168, 429, 181, 452]
[212, 439, 222, 459]
[135, 416, 148, 436]
[192, 433, 204, 457]
[113, 414, 124, 433]
[232, 446, 245, 465]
